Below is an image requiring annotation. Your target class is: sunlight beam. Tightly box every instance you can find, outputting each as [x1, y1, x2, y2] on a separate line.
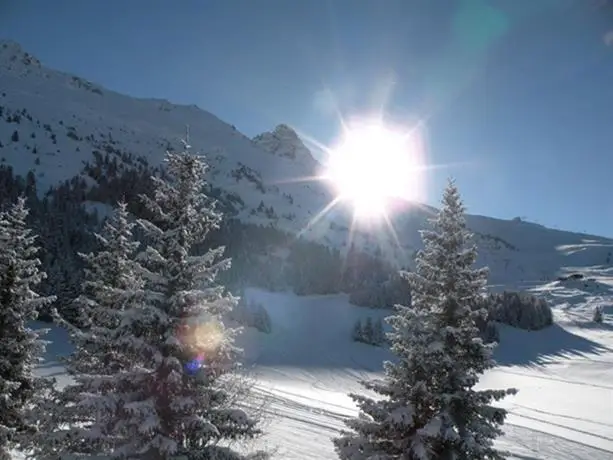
[297, 195, 343, 239]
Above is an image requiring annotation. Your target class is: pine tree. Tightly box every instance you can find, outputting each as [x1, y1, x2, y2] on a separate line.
[251, 301, 272, 334]
[45, 144, 261, 459]
[0, 197, 55, 459]
[133, 145, 263, 459]
[28, 200, 146, 458]
[372, 317, 384, 345]
[351, 319, 363, 342]
[484, 320, 500, 344]
[362, 317, 374, 344]
[334, 179, 517, 460]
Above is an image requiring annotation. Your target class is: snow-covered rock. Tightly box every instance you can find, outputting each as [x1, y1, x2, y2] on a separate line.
[253, 123, 319, 169]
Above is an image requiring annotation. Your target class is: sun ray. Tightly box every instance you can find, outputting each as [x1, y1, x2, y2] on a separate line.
[371, 71, 398, 117]
[312, 79, 346, 126]
[268, 174, 327, 186]
[341, 212, 360, 276]
[296, 195, 343, 240]
[380, 209, 401, 251]
[295, 128, 337, 158]
[294, 128, 345, 173]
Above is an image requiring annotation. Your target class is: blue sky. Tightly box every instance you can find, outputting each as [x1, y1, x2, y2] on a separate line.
[1, 0, 613, 236]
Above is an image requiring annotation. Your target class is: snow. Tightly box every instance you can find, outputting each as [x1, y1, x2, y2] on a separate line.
[27, 275, 613, 460]
[243, 285, 613, 460]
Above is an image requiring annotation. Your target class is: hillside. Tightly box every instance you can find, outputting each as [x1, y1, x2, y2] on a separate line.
[1, 39, 612, 287]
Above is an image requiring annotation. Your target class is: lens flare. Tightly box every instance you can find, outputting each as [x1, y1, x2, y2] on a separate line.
[178, 317, 225, 374]
[185, 353, 206, 374]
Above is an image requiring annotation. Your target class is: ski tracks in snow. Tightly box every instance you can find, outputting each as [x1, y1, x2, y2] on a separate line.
[249, 370, 613, 459]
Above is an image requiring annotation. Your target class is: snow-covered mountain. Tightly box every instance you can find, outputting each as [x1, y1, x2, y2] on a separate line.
[0, 40, 333, 228]
[1, 39, 612, 285]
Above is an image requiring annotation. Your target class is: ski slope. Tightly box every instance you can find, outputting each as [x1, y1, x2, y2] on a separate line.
[34, 273, 613, 460]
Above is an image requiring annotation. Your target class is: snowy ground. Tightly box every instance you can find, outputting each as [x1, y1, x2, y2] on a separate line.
[235, 285, 613, 460]
[33, 275, 613, 460]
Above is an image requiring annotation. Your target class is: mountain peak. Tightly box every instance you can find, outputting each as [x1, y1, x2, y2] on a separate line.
[253, 124, 319, 169]
[0, 40, 42, 73]
[272, 123, 300, 139]
[0, 39, 25, 54]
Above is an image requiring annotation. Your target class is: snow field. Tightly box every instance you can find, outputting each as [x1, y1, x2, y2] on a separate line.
[237, 288, 613, 459]
[29, 276, 613, 459]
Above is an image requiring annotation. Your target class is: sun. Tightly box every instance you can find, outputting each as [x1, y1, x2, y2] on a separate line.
[324, 119, 425, 218]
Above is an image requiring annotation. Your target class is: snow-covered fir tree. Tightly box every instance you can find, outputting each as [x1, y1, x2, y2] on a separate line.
[334, 179, 517, 460]
[0, 197, 55, 459]
[361, 317, 374, 344]
[28, 200, 146, 458]
[132, 145, 263, 459]
[32, 144, 264, 459]
[352, 317, 385, 346]
[372, 318, 384, 345]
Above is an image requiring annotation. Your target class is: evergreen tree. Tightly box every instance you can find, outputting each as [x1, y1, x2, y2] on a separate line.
[29, 200, 146, 458]
[372, 317, 384, 345]
[75, 200, 141, 331]
[362, 317, 374, 344]
[132, 145, 262, 459]
[250, 301, 272, 334]
[334, 179, 517, 460]
[0, 197, 55, 459]
[42, 144, 262, 459]
[351, 319, 363, 342]
[483, 320, 500, 344]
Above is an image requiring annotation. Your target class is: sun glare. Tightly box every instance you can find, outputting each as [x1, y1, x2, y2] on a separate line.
[324, 119, 425, 219]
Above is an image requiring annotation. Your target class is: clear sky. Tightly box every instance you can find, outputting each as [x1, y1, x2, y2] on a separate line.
[1, 0, 613, 236]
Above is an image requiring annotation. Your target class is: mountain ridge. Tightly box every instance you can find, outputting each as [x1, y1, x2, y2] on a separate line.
[1, 39, 612, 287]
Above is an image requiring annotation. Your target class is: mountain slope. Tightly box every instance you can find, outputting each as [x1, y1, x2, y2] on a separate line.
[0, 40, 333, 233]
[1, 39, 612, 286]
